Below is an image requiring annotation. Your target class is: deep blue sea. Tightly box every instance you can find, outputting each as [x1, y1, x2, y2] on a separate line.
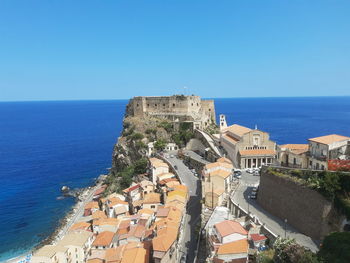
[0, 97, 350, 261]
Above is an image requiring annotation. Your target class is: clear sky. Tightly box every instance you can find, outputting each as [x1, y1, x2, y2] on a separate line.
[0, 0, 349, 101]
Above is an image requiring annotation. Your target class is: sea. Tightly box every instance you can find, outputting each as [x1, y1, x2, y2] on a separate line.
[0, 97, 350, 261]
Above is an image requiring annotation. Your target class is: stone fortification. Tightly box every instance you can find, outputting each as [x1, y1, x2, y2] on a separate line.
[257, 167, 345, 240]
[126, 95, 216, 129]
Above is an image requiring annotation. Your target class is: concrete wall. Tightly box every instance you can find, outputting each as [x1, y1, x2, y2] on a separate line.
[257, 167, 345, 240]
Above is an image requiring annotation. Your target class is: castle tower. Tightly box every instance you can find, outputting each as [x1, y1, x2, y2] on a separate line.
[219, 114, 227, 130]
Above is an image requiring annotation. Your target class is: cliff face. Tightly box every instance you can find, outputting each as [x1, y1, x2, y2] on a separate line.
[111, 114, 172, 174]
[111, 95, 218, 175]
[257, 167, 346, 240]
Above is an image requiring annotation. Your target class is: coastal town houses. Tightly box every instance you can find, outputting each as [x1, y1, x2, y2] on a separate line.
[207, 219, 249, 263]
[219, 116, 277, 169]
[36, 155, 187, 263]
[59, 232, 93, 262]
[277, 134, 350, 171]
[149, 158, 169, 184]
[202, 158, 234, 207]
[278, 144, 309, 169]
[32, 245, 69, 263]
[308, 134, 350, 170]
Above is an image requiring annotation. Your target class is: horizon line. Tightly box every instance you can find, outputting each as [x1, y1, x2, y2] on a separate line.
[0, 94, 350, 103]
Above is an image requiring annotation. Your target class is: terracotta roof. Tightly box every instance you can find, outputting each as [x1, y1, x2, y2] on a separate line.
[123, 184, 141, 193]
[87, 259, 103, 263]
[85, 201, 99, 210]
[173, 184, 188, 193]
[149, 158, 168, 168]
[168, 190, 187, 200]
[165, 194, 186, 204]
[70, 222, 91, 231]
[152, 226, 178, 252]
[156, 207, 170, 218]
[33, 245, 68, 258]
[205, 187, 225, 196]
[250, 233, 267, 242]
[165, 181, 180, 188]
[137, 208, 154, 216]
[217, 239, 249, 255]
[205, 162, 233, 170]
[91, 210, 107, 220]
[57, 231, 93, 247]
[119, 219, 131, 229]
[140, 180, 154, 188]
[114, 206, 128, 215]
[105, 247, 122, 263]
[158, 178, 179, 185]
[96, 218, 119, 226]
[309, 134, 350, 145]
[164, 200, 186, 211]
[109, 197, 128, 208]
[121, 247, 147, 263]
[94, 187, 105, 196]
[166, 207, 182, 222]
[214, 220, 248, 237]
[128, 224, 146, 239]
[143, 193, 161, 204]
[217, 157, 233, 165]
[225, 124, 251, 137]
[209, 169, 232, 179]
[280, 144, 309, 155]
[92, 231, 115, 247]
[222, 134, 240, 145]
[239, 149, 276, 156]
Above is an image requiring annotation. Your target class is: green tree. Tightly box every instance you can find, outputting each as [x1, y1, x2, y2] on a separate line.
[154, 139, 166, 151]
[318, 232, 350, 263]
[134, 158, 148, 174]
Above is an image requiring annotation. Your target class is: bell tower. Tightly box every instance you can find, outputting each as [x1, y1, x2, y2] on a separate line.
[219, 114, 227, 130]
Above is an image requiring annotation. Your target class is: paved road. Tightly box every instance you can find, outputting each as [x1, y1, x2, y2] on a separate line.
[55, 182, 102, 241]
[165, 152, 201, 263]
[232, 170, 319, 252]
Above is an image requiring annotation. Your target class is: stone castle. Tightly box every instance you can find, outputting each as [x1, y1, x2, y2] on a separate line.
[126, 95, 216, 129]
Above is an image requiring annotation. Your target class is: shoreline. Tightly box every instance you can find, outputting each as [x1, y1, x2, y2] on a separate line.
[3, 176, 105, 263]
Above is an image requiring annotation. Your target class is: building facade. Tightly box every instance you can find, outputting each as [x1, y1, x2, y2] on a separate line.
[220, 120, 277, 168]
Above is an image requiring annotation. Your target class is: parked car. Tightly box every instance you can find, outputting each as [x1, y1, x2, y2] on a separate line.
[253, 171, 260, 176]
[170, 154, 174, 158]
[250, 192, 257, 199]
[174, 165, 178, 170]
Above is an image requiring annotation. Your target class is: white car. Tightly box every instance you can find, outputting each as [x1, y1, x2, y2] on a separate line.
[246, 168, 254, 174]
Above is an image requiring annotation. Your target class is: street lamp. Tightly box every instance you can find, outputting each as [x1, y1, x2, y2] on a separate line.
[284, 218, 288, 238]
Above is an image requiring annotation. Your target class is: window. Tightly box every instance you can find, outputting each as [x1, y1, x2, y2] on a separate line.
[147, 104, 149, 107]
[293, 158, 296, 165]
[151, 205, 155, 209]
[136, 104, 139, 107]
[191, 103, 193, 106]
[163, 103, 165, 106]
[155, 104, 157, 106]
[209, 108, 211, 111]
[173, 103, 175, 107]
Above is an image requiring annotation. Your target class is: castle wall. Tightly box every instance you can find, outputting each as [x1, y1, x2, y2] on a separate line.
[257, 167, 345, 240]
[126, 95, 216, 128]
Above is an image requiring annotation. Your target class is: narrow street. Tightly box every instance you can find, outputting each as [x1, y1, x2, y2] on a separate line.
[165, 152, 201, 263]
[232, 171, 319, 252]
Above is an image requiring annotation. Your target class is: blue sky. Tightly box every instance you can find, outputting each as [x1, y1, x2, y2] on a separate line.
[0, 0, 349, 101]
